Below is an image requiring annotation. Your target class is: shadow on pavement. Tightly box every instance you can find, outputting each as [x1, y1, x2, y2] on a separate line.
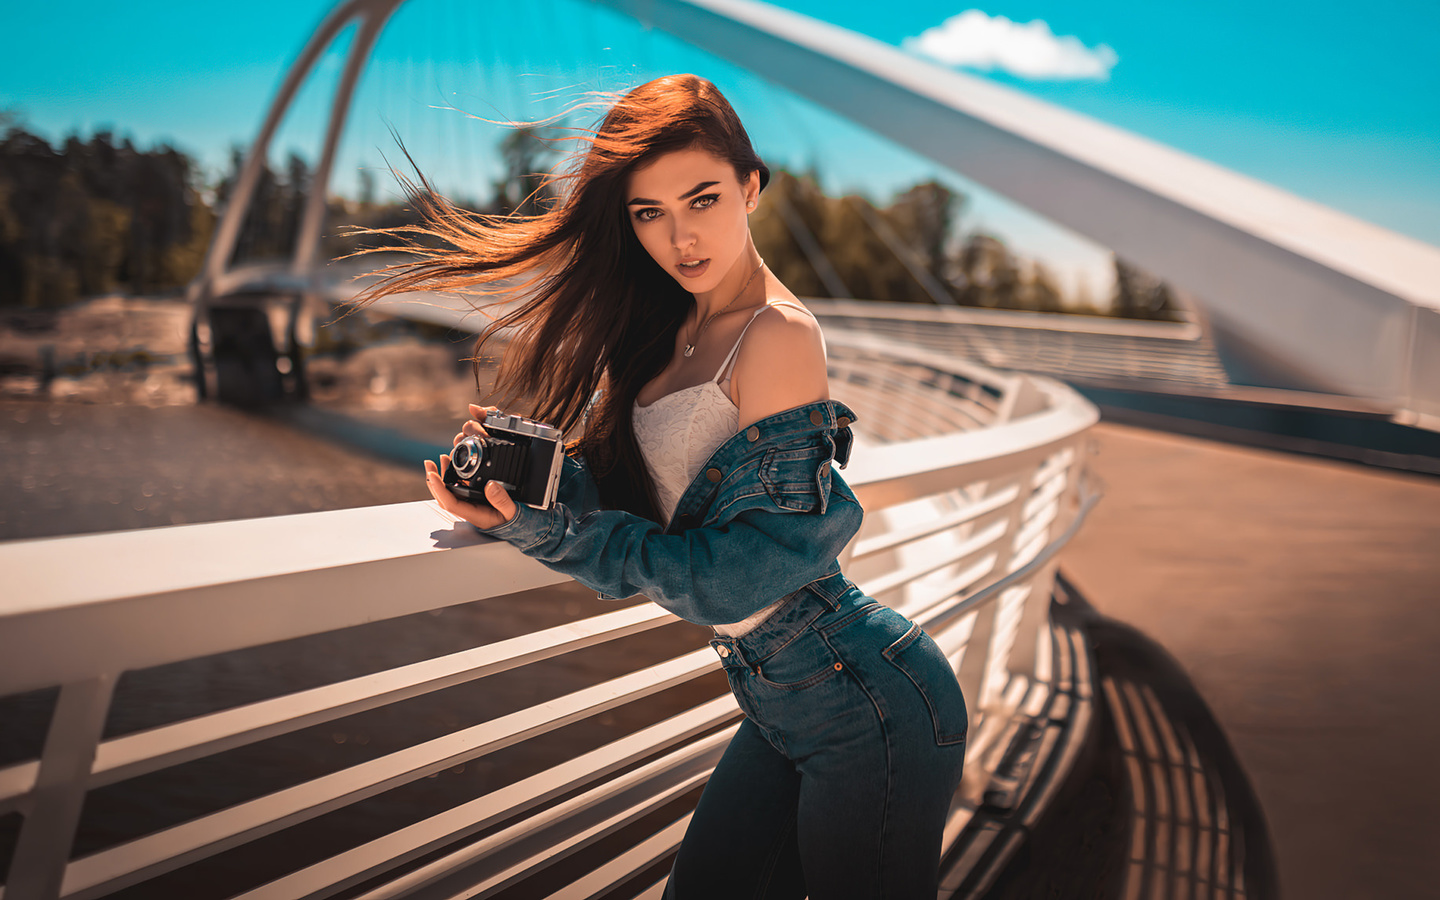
[983, 575, 1279, 899]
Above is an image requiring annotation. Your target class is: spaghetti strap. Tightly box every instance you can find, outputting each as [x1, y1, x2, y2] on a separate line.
[712, 301, 821, 383]
[711, 306, 769, 382]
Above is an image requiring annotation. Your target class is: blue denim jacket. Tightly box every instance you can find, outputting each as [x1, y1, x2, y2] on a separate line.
[479, 399, 863, 626]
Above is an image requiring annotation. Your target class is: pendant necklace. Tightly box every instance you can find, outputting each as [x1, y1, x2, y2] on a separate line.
[683, 259, 766, 358]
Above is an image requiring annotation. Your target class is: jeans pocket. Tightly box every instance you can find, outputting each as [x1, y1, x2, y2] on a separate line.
[754, 629, 842, 691]
[883, 623, 969, 746]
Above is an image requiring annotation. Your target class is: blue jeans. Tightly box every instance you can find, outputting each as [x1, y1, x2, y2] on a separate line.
[664, 576, 968, 899]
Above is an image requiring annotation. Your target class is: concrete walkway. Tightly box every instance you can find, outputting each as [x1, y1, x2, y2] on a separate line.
[1059, 422, 1440, 900]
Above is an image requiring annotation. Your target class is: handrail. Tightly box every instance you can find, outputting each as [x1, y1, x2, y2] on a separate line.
[0, 329, 1098, 900]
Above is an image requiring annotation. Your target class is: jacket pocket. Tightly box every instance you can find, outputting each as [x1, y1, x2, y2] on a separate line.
[758, 437, 833, 513]
[883, 623, 968, 746]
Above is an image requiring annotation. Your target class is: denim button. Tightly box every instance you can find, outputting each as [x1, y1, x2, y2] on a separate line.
[809, 410, 823, 426]
[716, 645, 731, 658]
[837, 416, 851, 428]
[746, 426, 759, 442]
[706, 467, 722, 483]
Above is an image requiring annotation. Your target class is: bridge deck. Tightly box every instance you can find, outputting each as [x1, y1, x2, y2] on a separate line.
[1059, 421, 1440, 899]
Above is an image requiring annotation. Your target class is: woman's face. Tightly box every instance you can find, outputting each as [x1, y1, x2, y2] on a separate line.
[625, 147, 760, 295]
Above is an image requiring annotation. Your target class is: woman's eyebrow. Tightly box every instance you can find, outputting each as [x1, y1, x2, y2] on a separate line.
[678, 180, 720, 200]
[626, 181, 721, 207]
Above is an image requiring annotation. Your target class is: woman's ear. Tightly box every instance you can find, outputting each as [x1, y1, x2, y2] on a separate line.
[744, 170, 761, 212]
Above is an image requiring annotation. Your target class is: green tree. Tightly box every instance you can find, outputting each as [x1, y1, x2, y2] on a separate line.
[956, 234, 1020, 309]
[0, 119, 216, 306]
[1112, 256, 1182, 321]
[886, 180, 959, 284]
[491, 125, 558, 217]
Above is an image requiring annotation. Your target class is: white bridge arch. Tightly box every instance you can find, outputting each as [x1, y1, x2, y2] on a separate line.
[197, 0, 1440, 426]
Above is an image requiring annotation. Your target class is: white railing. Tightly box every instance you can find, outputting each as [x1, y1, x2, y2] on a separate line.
[811, 299, 1232, 389]
[0, 328, 1098, 900]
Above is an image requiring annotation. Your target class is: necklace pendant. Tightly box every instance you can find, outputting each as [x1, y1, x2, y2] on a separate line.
[683, 344, 695, 358]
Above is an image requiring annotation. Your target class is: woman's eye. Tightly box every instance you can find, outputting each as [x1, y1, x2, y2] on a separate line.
[633, 207, 662, 222]
[692, 194, 720, 209]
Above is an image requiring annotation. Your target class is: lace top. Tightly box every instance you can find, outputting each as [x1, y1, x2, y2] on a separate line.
[633, 301, 816, 636]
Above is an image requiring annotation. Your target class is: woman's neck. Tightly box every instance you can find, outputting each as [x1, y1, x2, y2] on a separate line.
[692, 246, 766, 323]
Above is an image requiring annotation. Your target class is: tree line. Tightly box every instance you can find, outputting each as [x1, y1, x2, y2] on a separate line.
[749, 169, 1180, 320]
[0, 115, 1180, 321]
[0, 114, 213, 307]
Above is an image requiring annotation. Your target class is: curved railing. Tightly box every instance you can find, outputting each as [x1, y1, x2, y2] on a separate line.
[0, 326, 1098, 900]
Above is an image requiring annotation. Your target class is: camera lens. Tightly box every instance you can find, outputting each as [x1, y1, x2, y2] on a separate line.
[452, 436, 485, 478]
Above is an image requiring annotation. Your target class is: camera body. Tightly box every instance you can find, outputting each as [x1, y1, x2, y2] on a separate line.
[443, 412, 565, 510]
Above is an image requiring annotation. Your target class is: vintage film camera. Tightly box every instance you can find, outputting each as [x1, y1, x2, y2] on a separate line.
[442, 411, 565, 510]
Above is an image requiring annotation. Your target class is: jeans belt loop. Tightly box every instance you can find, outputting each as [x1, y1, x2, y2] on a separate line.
[804, 573, 846, 610]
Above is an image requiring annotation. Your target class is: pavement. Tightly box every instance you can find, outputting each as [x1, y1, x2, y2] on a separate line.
[1059, 421, 1440, 900]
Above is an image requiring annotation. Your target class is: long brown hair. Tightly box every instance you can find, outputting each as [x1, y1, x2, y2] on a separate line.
[349, 74, 769, 521]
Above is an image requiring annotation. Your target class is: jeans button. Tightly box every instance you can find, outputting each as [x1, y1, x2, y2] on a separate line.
[716, 645, 730, 658]
[706, 467, 722, 483]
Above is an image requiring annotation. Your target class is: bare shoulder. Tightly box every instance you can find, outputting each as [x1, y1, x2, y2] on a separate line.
[750, 299, 822, 340]
[732, 299, 829, 427]
[742, 300, 826, 373]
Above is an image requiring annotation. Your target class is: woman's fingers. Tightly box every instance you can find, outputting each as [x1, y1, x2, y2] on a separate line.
[455, 419, 488, 447]
[484, 480, 518, 524]
[423, 450, 511, 528]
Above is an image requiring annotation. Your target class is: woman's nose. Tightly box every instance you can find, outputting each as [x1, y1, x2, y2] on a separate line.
[671, 220, 697, 252]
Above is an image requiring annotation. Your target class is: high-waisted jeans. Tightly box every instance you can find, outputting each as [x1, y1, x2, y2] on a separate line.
[663, 575, 969, 899]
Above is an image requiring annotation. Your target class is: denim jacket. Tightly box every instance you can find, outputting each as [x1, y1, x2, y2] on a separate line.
[479, 399, 863, 626]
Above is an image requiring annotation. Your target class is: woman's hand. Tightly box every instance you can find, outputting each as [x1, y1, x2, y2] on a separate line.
[423, 403, 518, 530]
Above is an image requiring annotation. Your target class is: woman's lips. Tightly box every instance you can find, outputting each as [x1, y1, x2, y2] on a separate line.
[676, 258, 710, 279]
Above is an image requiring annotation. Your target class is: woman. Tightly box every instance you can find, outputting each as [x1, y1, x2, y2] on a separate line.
[363, 74, 967, 898]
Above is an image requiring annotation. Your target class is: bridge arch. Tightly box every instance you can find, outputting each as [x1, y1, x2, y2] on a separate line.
[198, 0, 1440, 426]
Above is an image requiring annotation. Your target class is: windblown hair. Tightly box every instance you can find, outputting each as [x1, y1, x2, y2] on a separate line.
[349, 75, 768, 521]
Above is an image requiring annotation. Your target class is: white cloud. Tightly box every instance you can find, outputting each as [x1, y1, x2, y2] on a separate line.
[903, 10, 1119, 81]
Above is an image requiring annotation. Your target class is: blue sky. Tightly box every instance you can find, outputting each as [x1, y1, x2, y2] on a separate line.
[3, 0, 1437, 299]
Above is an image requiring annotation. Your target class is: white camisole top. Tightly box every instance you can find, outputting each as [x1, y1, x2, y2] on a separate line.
[633, 300, 818, 637]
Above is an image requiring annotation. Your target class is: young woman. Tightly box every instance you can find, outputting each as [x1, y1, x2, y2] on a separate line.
[362, 74, 967, 898]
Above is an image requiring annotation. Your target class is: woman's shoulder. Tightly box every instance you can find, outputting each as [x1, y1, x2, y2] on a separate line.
[731, 295, 828, 424]
[747, 294, 822, 344]
[746, 292, 824, 354]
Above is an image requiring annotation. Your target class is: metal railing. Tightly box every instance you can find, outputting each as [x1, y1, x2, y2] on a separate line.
[0, 327, 1099, 900]
[811, 299, 1231, 389]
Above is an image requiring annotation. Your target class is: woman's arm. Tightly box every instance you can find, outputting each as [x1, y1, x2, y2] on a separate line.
[481, 471, 861, 625]
[426, 403, 860, 625]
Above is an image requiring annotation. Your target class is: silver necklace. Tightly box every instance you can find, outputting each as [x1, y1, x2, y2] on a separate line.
[683, 259, 765, 358]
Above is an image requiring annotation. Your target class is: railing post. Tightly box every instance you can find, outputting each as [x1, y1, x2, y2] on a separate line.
[5, 674, 118, 900]
[1005, 445, 1082, 683]
[972, 470, 1035, 710]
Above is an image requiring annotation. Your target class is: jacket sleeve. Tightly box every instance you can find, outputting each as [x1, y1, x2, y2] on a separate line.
[478, 455, 861, 626]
